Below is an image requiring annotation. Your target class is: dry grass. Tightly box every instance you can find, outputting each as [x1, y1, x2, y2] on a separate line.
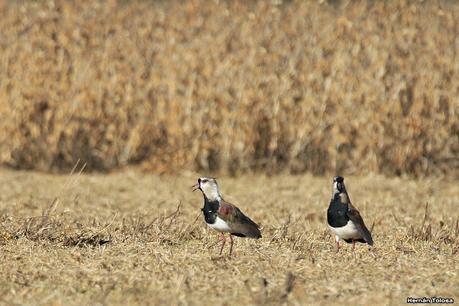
[0, 168, 457, 305]
[0, 0, 458, 177]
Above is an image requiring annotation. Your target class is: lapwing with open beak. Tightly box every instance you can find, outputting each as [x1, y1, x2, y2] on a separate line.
[192, 177, 261, 256]
[327, 176, 373, 252]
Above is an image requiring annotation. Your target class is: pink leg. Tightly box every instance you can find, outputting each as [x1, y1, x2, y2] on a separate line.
[219, 233, 226, 255]
[229, 235, 234, 256]
[335, 235, 340, 253]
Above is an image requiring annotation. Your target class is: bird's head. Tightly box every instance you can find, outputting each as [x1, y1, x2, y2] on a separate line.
[192, 177, 221, 201]
[333, 176, 346, 194]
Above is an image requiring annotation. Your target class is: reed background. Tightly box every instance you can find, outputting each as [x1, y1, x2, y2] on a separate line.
[0, 0, 457, 177]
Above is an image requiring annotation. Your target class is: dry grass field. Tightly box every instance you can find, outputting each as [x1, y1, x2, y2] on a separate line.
[0, 168, 457, 305]
[0, 0, 458, 177]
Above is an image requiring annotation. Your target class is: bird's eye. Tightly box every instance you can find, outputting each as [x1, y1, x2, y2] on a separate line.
[202, 179, 208, 183]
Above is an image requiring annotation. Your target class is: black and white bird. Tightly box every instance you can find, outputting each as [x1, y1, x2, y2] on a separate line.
[192, 177, 261, 256]
[327, 176, 373, 252]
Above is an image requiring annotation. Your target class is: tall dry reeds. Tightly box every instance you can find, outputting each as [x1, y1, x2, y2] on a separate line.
[0, 0, 457, 177]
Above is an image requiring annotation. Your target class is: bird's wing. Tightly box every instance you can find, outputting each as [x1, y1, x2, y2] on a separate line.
[218, 200, 261, 238]
[347, 204, 373, 245]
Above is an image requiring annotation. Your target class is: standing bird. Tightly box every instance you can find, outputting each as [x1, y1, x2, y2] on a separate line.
[327, 176, 373, 252]
[192, 177, 261, 256]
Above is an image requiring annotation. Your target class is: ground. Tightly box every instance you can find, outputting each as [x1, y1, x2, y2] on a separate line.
[0, 168, 457, 305]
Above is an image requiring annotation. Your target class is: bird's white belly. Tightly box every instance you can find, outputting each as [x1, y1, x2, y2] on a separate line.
[208, 216, 232, 232]
[329, 220, 360, 240]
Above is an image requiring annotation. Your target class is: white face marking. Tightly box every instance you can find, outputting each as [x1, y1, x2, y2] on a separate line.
[328, 220, 361, 240]
[333, 181, 340, 194]
[199, 177, 222, 201]
[207, 216, 231, 232]
[332, 177, 345, 195]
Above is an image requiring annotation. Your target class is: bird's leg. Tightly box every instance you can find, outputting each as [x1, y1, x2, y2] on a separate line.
[219, 233, 226, 255]
[335, 235, 340, 253]
[229, 235, 234, 256]
[352, 240, 356, 251]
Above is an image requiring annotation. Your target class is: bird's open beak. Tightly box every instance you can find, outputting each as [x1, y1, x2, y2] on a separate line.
[192, 183, 200, 192]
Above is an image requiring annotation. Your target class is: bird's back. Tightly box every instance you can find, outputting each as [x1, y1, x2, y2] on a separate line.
[219, 200, 262, 239]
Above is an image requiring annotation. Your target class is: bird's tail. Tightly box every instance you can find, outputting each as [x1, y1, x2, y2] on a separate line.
[362, 227, 373, 245]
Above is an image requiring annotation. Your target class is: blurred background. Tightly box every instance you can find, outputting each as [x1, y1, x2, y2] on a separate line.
[0, 0, 457, 177]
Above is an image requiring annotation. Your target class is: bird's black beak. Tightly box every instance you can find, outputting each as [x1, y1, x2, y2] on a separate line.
[192, 183, 200, 192]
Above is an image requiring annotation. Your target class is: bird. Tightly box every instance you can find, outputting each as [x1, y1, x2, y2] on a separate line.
[192, 177, 261, 256]
[327, 176, 373, 252]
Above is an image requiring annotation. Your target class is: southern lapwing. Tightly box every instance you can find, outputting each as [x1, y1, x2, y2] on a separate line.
[327, 176, 373, 252]
[192, 177, 261, 256]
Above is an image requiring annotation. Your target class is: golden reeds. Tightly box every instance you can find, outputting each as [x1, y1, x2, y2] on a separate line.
[0, 0, 457, 177]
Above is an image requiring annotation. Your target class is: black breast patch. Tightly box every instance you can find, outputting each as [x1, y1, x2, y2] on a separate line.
[327, 194, 350, 228]
[202, 198, 220, 224]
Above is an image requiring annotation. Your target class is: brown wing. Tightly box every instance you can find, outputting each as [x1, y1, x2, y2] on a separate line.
[218, 200, 262, 239]
[347, 204, 373, 245]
